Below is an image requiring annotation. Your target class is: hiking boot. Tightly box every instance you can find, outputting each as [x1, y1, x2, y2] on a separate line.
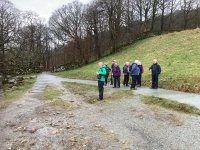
[97, 98, 103, 101]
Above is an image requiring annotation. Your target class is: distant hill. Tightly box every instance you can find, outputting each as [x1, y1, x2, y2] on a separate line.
[55, 28, 200, 93]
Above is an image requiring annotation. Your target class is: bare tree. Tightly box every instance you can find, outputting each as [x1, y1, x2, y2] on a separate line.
[194, 0, 200, 27]
[142, 0, 152, 31]
[100, 0, 124, 52]
[49, 1, 84, 63]
[181, 0, 195, 29]
[13, 11, 51, 73]
[159, 0, 171, 31]
[123, 0, 131, 35]
[167, 0, 179, 29]
[135, 0, 143, 27]
[0, 0, 19, 79]
[151, 0, 159, 31]
[84, 1, 102, 58]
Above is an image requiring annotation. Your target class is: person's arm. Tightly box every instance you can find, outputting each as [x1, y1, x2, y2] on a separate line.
[128, 66, 130, 73]
[123, 67, 125, 74]
[109, 67, 111, 72]
[158, 65, 161, 74]
[99, 67, 107, 75]
[111, 65, 114, 75]
[130, 64, 135, 75]
[142, 65, 144, 73]
[125, 67, 128, 74]
[149, 65, 152, 70]
[131, 64, 136, 72]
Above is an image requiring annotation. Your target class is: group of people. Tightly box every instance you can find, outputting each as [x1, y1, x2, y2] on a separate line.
[97, 59, 161, 100]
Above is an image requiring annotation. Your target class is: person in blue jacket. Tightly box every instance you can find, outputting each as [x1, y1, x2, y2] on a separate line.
[97, 62, 107, 100]
[149, 59, 161, 89]
[130, 60, 140, 90]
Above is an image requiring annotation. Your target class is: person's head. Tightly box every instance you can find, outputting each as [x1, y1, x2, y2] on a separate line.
[134, 60, 139, 65]
[153, 59, 158, 64]
[98, 62, 103, 68]
[125, 62, 129, 66]
[104, 63, 108, 66]
[114, 62, 118, 66]
[112, 60, 116, 64]
[138, 61, 141, 65]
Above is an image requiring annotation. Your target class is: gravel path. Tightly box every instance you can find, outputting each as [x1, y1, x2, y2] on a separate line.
[0, 73, 200, 150]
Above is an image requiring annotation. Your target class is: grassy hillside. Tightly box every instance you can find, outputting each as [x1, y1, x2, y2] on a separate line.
[55, 28, 200, 93]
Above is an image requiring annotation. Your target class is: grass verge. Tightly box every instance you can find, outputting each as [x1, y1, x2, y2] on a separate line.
[63, 82, 134, 104]
[0, 75, 36, 109]
[43, 86, 70, 109]
[141, 96, 200, 115]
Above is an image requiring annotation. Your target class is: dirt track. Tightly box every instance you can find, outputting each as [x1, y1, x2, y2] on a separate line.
[1, 73, 200, 150]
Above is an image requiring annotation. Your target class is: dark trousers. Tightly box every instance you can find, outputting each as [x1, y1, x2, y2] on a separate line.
[110, 75, 113, 85]
[114, 76, 120, 88]
[98, 80, 104, 100]
[137, 74, 142, 86]
[152, 74, 159, 88]
[123, 75, 129, 86]
[131, 75, 138, 89]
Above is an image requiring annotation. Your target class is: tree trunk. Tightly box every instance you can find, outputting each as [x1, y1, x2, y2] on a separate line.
[183, 10, 188, 29]
[0, 43, 6, 81]
[139, 0, 142, 29]
[93, 18, 101, 58]
[168, 0, 174, 30]
[151, 0, 157, 31]
[161, 1, 165, 31]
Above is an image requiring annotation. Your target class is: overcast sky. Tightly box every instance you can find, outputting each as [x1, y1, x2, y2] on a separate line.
[10, 0, 92, 22]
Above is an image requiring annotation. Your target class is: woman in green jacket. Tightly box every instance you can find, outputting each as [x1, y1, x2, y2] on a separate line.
[97, 62, 107, 100]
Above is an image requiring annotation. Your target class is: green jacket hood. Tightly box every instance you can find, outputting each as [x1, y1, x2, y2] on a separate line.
[102, 65, 106, 68]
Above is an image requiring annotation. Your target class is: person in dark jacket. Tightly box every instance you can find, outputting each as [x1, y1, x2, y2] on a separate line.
[112, 63, 121, 88]
[137, 61, 144, 87]
[104, 63, 111, 86]
[123, 62, 130, 87]
[130, 60, 140, 90]
[149, 59, 161, 89]
[110, 60, 116, 85]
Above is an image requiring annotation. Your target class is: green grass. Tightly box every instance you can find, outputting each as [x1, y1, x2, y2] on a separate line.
[141, 96, 200, 115]
[44, 86, 61, 101]
[63, 82, 97, 94]
[43, 86, 70, 109]
[63, 82, 133, 104]
[55, 28, 200, 93]
[0, 75, 36, 109]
